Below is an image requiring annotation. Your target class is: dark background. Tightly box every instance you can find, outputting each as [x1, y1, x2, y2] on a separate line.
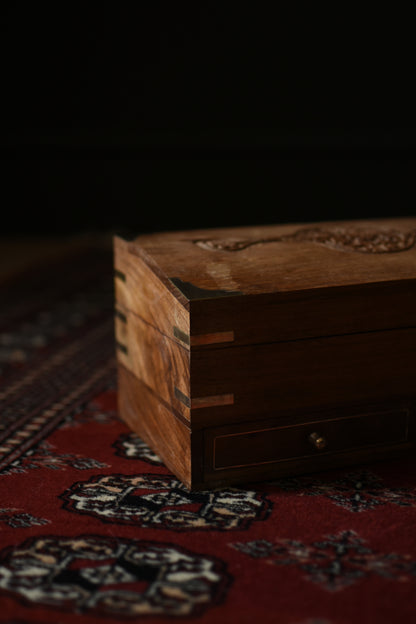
[2, 7, 415, 236]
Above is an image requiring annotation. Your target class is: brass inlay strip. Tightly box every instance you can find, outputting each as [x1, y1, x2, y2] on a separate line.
[191, 393, 234, 409]
[190, 331, 234, 346]
[173, 327, 234, 347]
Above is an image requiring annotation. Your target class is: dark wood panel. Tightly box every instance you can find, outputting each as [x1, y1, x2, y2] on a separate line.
[123, 217, 416, 345]
[202, 402, 416, 487]
[211, 409, 409, 470]
[118, 365, 415, 490]
[202, 441, 416, 489]
[190, 327, 416, 424]
[189, 280, 416, 346]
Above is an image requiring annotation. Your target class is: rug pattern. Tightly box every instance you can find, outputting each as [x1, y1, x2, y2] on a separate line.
[0, 247, 415, 624]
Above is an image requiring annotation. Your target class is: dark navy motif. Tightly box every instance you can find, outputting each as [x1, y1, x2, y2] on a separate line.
[273, 470, 416, 512]
[113, 432, 162, 464]
[0, 535, 231, 617]
[61, 473, 271, 530]
[232, 530, 416, 591]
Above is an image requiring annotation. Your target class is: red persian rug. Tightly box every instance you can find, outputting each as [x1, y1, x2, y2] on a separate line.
[0, 243, 415, 624]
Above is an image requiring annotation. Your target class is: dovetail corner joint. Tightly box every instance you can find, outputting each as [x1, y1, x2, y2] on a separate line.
[174, 386, 191, 408]
[116, 341, 128, 355]
[173, 326, 190, 346]
[115, 309, 127, 323]
[114, 269, 126, 282]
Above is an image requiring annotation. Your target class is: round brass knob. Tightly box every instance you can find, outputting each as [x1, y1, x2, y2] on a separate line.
[308, 432, 327, 450]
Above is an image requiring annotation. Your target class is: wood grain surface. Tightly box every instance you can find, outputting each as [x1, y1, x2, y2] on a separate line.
[131, 217, 416, 294]
[115, 218, 416, 488]
[122, 218, 416, 345]
[117, 364, 196, 488]
[115, 303, 190, 422]
[114, 235, 189, 339]
[210, 409, 409, 470]
[201, 399, 415, 488]
[119, 362, 415, 489]
[189, 280, 416, 346]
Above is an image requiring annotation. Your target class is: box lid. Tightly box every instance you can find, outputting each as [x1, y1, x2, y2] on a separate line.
[125, 217, 416, 346]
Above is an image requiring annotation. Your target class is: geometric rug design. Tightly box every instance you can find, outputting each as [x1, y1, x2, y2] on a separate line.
[60, 473, 272, 530]
[231, 529, 416, 591]
[0, 534, 231, 617]
[1, 246, 416, 624]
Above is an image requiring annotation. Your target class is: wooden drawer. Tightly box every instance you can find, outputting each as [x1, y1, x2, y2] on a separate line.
[118, 364, 415, 489]
[205, 409, 410, 473]
[115, 217, 416, 488]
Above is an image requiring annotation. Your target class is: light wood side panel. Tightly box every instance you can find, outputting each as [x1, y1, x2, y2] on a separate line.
[115, 304, 190, 421]
[117, 364, 192, 488]
[114, 235, 189, 343]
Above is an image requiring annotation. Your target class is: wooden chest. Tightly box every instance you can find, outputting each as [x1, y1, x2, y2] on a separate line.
[114, 217, 416, 489]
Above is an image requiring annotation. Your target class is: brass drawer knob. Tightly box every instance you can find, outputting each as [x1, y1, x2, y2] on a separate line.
[309, 432, 327, 450]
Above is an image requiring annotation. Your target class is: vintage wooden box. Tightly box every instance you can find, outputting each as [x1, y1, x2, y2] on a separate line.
[114, 217, 416, 489]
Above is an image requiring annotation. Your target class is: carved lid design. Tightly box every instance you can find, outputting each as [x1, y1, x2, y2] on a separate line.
[131, 218, 416, 296]
[194, 226, 416, 254]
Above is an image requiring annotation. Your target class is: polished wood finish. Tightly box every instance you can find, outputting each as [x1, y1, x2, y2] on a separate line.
[118, 364, 197, 488]
[116, 218, 416, 346]
[114, 218, 416, 488]
[209, 409, 409, 470]
[189, 280, 416, 346]
[118, 363, 415, 489]
[203, 400, 415, 487]
[114, 235, 189, 342]
[133, 217, 416, 345]
[115, 303, 190, 421]
[133, 218, 416, 294]
[190, 327, 416, 425]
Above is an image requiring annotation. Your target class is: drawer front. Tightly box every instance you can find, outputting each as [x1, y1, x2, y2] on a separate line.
[207, 409, 410, 471]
